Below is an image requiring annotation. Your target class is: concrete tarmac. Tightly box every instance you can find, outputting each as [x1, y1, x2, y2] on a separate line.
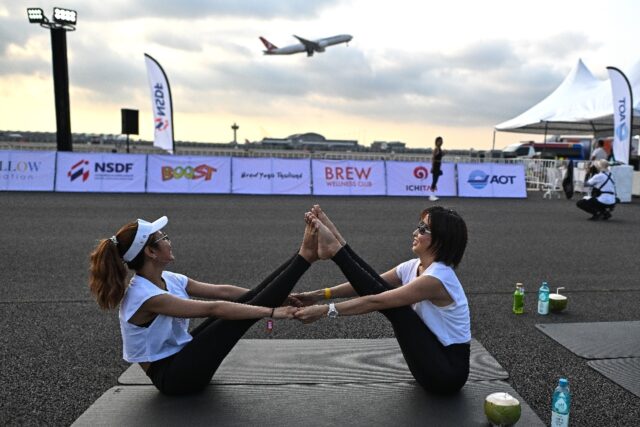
[1, 192, 639, 425]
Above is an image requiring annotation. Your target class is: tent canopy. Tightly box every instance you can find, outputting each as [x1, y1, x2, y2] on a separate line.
[496, 58, 640, 136]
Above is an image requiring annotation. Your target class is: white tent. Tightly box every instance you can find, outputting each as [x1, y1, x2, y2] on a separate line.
[495, 58, 640, 136]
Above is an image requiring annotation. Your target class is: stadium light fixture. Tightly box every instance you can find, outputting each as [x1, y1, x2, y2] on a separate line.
[27, 8, 45, 24]
[27, 7, 77, 31]
[26, 7, 77, 151]
[53, 7, 77, 25]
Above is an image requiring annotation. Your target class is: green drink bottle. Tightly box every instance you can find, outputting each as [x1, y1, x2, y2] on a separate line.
[513, 283, 524, 314]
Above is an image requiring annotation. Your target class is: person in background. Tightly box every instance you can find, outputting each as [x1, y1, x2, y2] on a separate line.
[584, 139, 608, 184]
[577, 159, 617, 220]
[89, 215, 316, 395]
[429, 136, 445, 201]
[590, 139, 608, 161]
[293, 205, 470, 395]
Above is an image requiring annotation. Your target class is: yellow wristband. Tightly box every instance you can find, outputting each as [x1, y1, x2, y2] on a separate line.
[324, 288, 332, 300]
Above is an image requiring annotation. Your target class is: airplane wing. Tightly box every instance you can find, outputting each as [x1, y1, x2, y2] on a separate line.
[293, 35, 321, 52]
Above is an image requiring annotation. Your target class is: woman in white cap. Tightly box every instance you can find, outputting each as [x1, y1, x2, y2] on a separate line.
[577, 159, 617, 220]
[89, 215, 316, 395]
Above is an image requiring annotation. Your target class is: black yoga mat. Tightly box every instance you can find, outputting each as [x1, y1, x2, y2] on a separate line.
[536, 321, 640, 359]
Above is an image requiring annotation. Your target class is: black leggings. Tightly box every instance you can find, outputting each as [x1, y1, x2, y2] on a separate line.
[146, 253, 309, 395]
[333, 245, 470, 395]
[576, 197, 614, 216]
[431, 165, 442, 190]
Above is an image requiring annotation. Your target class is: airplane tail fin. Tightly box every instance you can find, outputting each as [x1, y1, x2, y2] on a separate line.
[259, 37, 277, 51]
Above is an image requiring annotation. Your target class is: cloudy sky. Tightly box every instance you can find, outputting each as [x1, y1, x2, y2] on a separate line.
[0, 0, 638, 150]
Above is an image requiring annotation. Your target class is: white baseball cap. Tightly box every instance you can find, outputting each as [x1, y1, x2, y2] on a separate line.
[122, 216, 168, 262]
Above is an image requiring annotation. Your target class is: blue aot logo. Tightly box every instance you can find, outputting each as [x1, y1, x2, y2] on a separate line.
[468, 170, 489, 189]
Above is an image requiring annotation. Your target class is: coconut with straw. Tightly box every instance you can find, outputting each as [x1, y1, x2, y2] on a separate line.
[549, 287, 568, 312]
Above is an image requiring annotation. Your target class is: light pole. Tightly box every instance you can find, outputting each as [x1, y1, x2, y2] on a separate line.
[27, 7, 77, 152]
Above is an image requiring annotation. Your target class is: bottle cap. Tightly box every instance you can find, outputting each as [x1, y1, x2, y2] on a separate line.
[516, 282, 523, 288]
[559, 378, 568, 387]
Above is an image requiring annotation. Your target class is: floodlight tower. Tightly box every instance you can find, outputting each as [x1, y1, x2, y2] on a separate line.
[26, 7, 77, 152]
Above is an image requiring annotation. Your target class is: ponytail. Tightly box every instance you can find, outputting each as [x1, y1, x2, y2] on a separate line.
[89, 239, 128, 309]
[89, 221, 145, 309]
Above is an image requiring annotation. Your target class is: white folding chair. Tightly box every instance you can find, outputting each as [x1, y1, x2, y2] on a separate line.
[542, 167, 563, 199]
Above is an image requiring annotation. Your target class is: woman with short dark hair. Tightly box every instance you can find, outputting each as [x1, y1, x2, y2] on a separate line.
[89, 215, 316, 395]
[293, 205, 470, 395]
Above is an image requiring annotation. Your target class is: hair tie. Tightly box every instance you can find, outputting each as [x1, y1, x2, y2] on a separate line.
[109, 236, 118, 246]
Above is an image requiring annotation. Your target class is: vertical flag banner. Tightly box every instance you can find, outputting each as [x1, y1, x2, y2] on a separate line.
[607, 66, 633, 164]
[145, 53, 175, 154]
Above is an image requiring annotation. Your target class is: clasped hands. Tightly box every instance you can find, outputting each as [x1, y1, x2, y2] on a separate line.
[281, 292, 329, 324]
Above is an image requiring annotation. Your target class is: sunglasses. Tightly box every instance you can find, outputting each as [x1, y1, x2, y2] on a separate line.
[416, 221, 431, 235]
[151, 232, 170, 245]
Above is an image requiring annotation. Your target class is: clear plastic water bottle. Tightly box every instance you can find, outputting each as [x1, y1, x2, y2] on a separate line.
[538, 281, 550, 315]
[513, 283, 524, 314]
[551, 378, 571, 427]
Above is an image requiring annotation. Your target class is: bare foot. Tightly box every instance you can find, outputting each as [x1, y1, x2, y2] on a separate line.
[315, 217, 342, 260]
[312, 205, 346, 245]
[304, 211, 314, 225]
[299, 216, 318, 263]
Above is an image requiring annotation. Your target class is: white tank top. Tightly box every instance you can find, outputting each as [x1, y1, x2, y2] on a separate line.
[118, 271, 193, 363]
[395, 259, 471, 346]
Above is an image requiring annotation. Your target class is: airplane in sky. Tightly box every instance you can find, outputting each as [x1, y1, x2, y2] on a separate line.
[259, 34, 353, 57]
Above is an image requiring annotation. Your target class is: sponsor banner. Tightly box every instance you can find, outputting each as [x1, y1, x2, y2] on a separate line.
[312, 160, 386, 195]
[0, 150, 56, 191]
[386, 161, 457, 197]
[147, 155, 231, 193]
[607, 67, 633, 164]
[145, 54, 174, 153]
[457, 163, 526, 198]
[232, 158, 311, 195]
[55, 152, 146, 193]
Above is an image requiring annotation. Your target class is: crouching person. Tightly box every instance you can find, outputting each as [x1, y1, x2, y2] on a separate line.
[577, 160, 617, 220]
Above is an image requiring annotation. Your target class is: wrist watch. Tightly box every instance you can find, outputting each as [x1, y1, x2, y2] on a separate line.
[327, 303, 339, 319]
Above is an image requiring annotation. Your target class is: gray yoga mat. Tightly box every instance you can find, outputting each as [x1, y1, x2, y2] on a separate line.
[118, 338, 508, 385]
[588, 358, 640, 398]
[536, 321, 640, 359]
[73, 381, 542, 427]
